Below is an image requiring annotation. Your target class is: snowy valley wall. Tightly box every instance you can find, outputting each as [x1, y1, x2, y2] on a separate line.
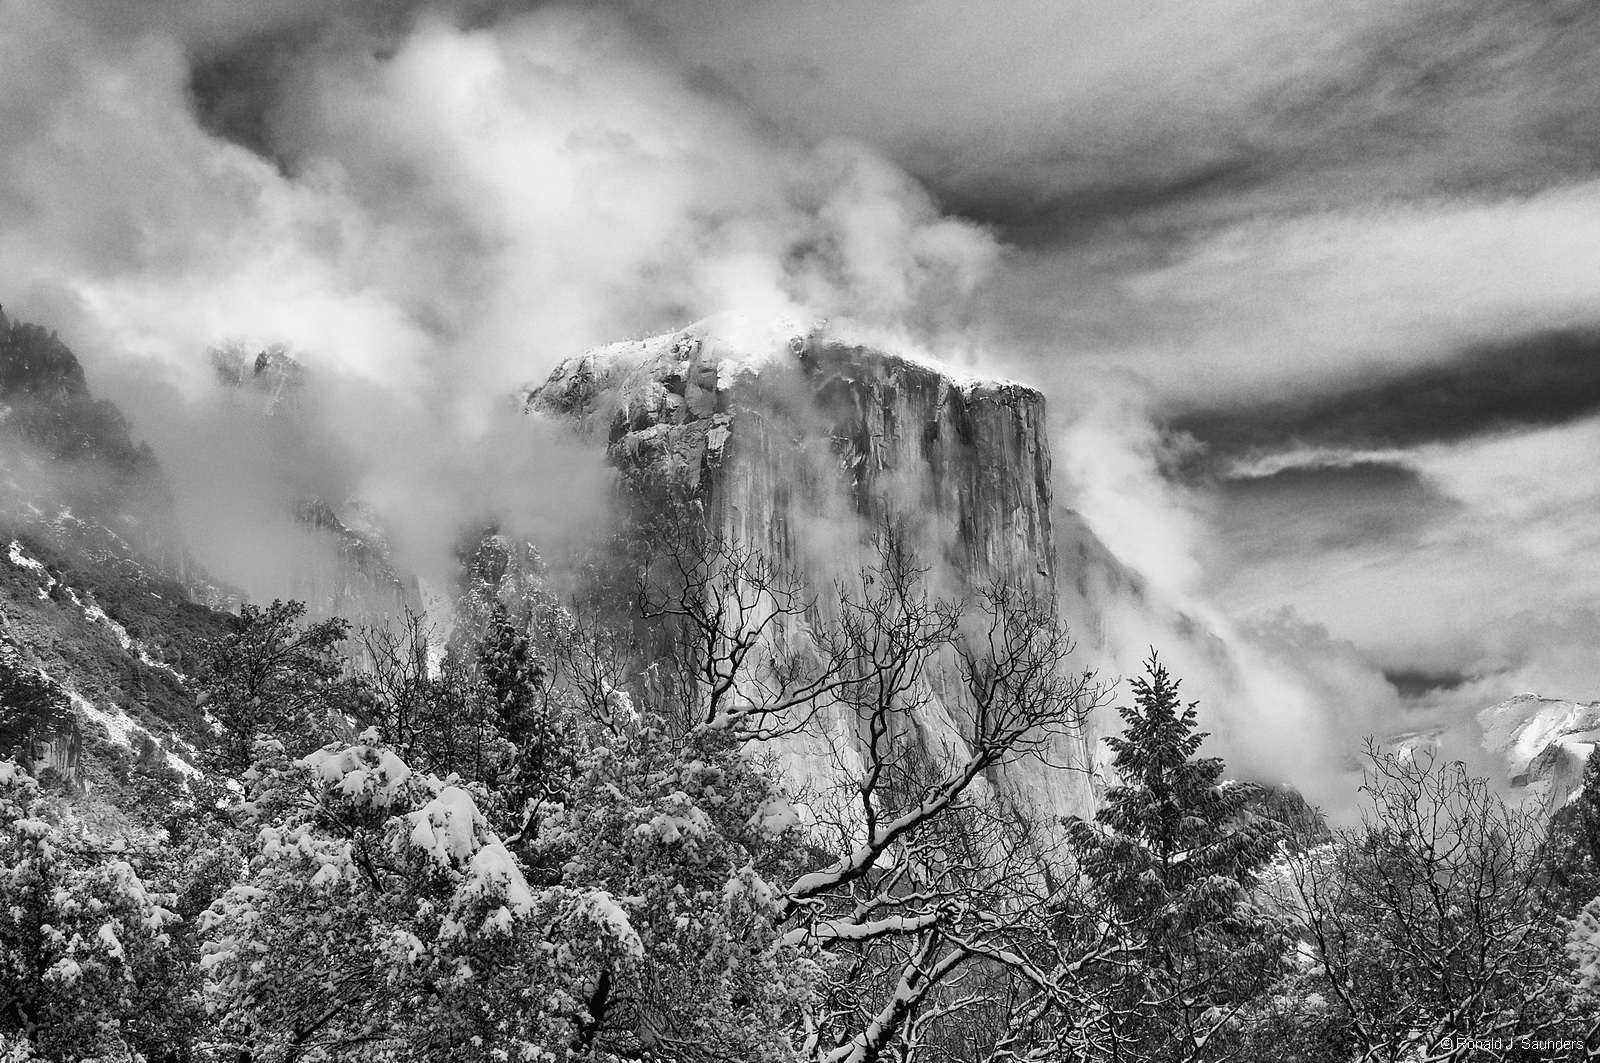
[529, 314, 1098, 823]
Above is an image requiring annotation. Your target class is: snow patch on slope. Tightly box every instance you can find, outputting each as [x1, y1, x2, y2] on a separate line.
[71, 690, 200, 779]
[73, 691, 137, 746]
[8, 539, 56, 598]
[62, 586, 186, 682]
[6, 539, 186, 682]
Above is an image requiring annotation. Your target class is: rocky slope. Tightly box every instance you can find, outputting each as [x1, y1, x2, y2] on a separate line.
[0, 307, 213, 594]
[0, 317, 435, 799]
[528, 312, 1098, 822]
[0, 308, 235, 790]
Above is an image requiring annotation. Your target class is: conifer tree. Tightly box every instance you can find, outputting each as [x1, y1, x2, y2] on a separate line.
[1090, 653, 1280, 896]
[475, 602, 574, 829]
[1064, 652, 1284, 1061]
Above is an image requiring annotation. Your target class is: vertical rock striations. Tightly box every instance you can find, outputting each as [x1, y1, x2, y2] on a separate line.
[529, 312, 1096, 822]
[530, 314, 1056, 596]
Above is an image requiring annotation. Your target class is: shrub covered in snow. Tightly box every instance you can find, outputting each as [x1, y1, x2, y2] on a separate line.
[524, 721, 820, 1061]
[0, 758, 195, 1060]
[199, 720, 817, 1062]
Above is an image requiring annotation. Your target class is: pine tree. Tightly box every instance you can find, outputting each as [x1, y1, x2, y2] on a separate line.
[1064, 652, 1284, 1061]
[475, 602, 572, 827]
[1089, 654, 1281, 901]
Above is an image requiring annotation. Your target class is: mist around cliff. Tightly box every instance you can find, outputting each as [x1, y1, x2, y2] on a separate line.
[651, 0, 1600, 784]
[4, 0, 1570, 806]
[0, 1, 993, 589]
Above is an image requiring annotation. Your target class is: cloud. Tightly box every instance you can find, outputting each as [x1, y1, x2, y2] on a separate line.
[1413, 418, 1600, 572]
[1054, 376, 1211, 603]
[285, 13, 998, 386]
[646, 0, 1600, 227]
[1209, 463, 1452, 564]
[975, 179, 1600, 425]
[6, 0, 1595, 799]
[645, 0, 1397, 203]
[1050, 380, 1392, 804]
[1174, 328, 1600, 473]
[0, 0, 1000, 596]
[1203, 418, 1600, 699]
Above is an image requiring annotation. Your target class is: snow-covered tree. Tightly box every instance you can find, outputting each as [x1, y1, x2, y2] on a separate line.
[201, 714, 819, 1063]
[0, 759, 195, 1061]
[520, 716, 819, 1060]
[1059, 654, 1285, 1061]
[201, 732, 648, 1061]
[1274, 745, 1594, 1060]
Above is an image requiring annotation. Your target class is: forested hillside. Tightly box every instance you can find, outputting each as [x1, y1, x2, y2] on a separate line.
[5, 531, 1600, 1060]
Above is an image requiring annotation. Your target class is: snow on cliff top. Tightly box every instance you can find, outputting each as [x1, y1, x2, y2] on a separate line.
[565, 310, 1026, 394]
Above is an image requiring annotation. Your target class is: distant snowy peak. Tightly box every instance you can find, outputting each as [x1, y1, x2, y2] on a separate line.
[1478, 693, 1600, 806]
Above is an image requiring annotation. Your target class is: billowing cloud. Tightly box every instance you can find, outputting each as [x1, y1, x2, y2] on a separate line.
[1204, 419, 1600, 717]
[5, 0, 1597, 794]
[0, 0, 999, 592]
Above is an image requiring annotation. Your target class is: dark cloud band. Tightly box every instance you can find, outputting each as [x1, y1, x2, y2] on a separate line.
[1173, 327, 1600, 468]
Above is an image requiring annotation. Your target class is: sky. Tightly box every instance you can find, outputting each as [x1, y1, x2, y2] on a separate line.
[645, 0, 1600, 729]
[2, 0, 1597, 790]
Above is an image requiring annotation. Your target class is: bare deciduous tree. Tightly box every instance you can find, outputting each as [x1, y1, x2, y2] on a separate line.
[1280, 743, 1590, 1061]
[638, 520, 1106, 1062]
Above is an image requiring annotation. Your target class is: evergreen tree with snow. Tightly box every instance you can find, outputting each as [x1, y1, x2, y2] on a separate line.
[0, 760, 198, 1061]
[1063, 652, 1285, 1061]
[475, 601, 571, 820]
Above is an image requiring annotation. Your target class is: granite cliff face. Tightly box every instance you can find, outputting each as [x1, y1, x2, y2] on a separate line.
[529, 313, 1096, 821]
[290, 497, 417, 637]
[531, 314, 1056, 597]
